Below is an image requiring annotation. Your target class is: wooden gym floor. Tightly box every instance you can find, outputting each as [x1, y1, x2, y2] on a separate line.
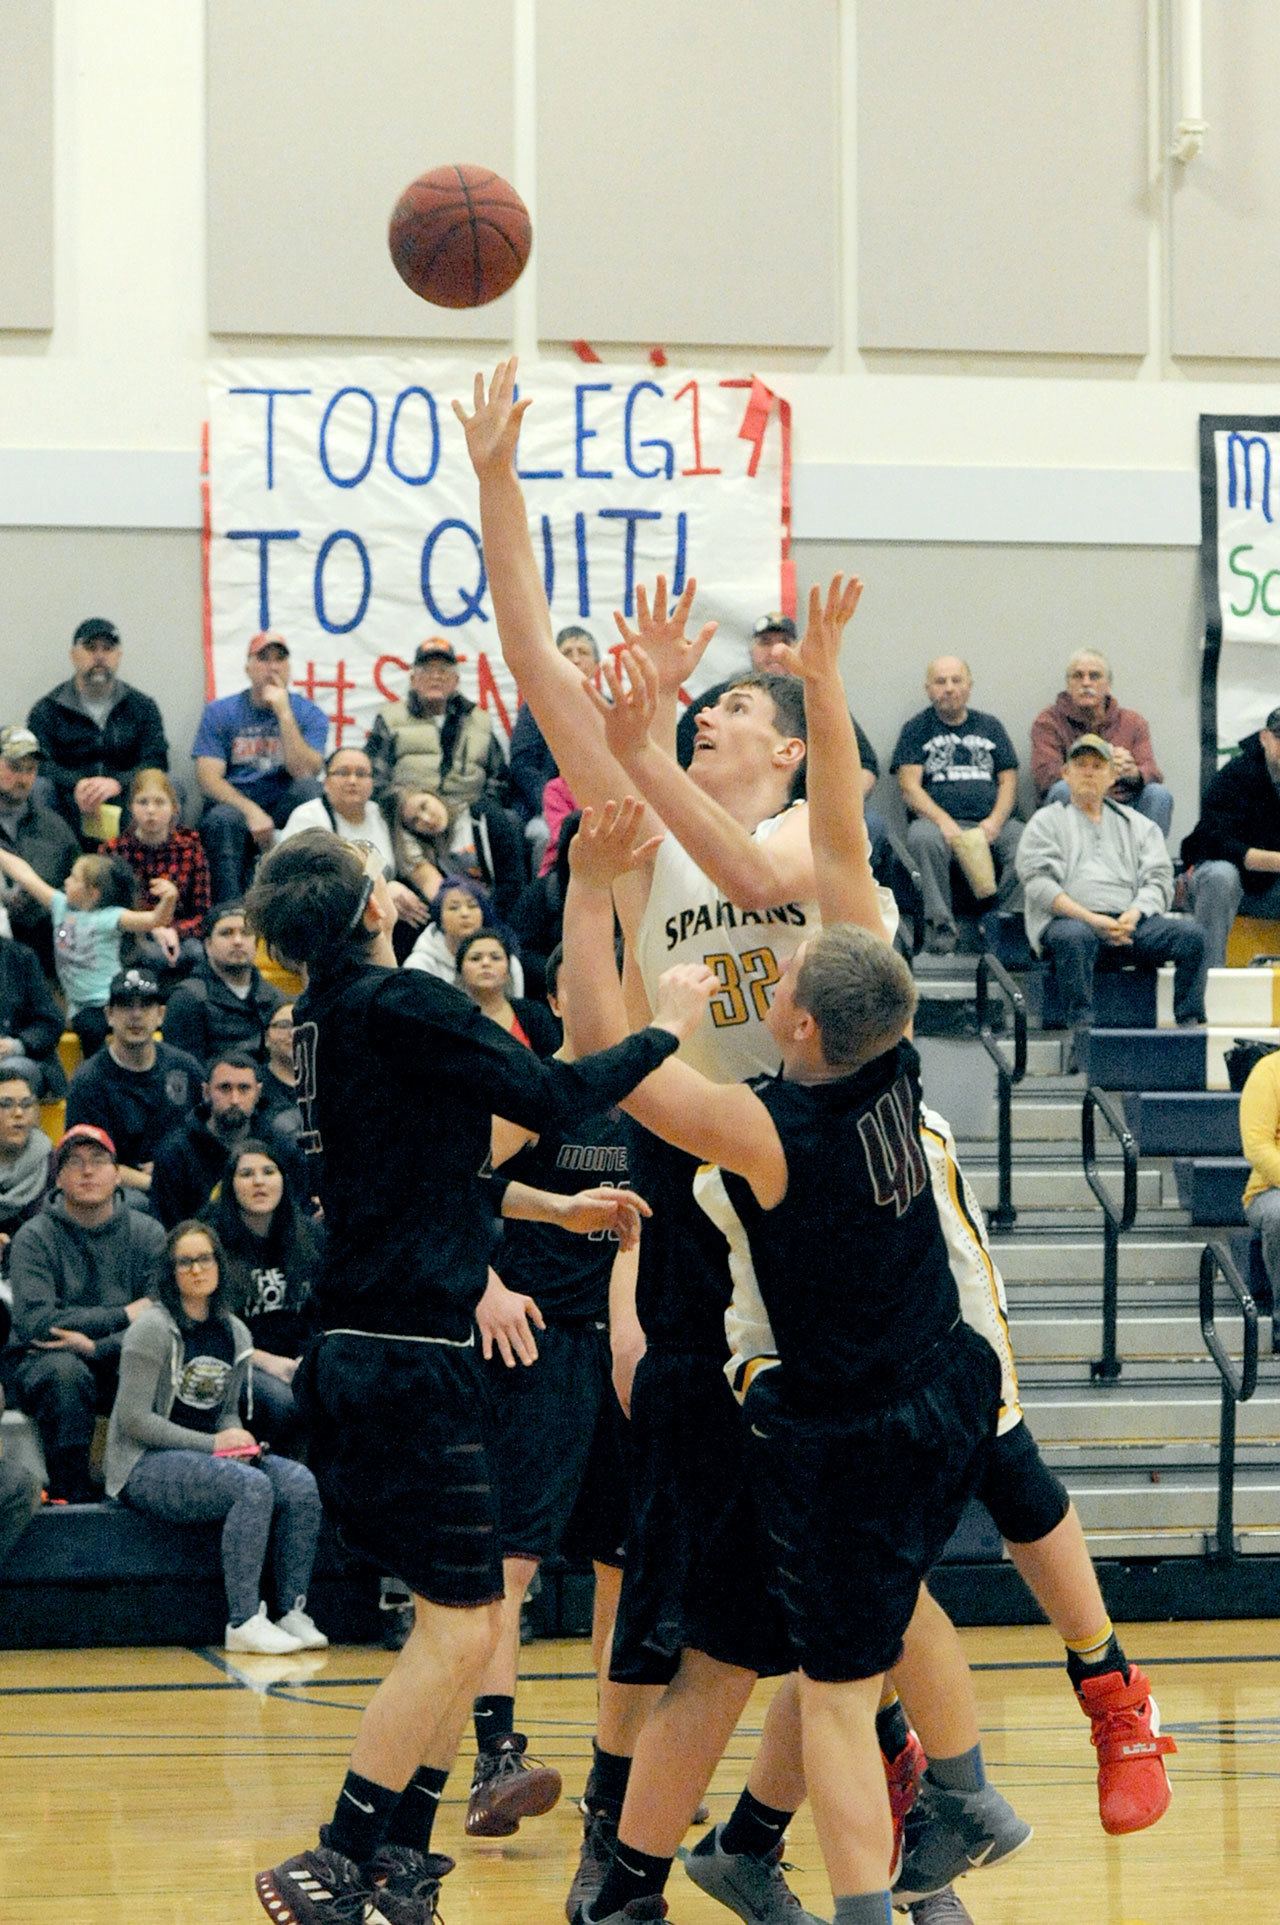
[1, 1618, 1274, 1922]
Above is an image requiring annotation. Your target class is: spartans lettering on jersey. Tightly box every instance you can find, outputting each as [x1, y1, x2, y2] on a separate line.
[664, 900, 810, 949]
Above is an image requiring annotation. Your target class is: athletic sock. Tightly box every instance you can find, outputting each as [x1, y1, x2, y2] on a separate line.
[382, 1765, 449, 1854]
[321, 1769, 402, 1864]
[874, 1691, 911, 1761]
[832, 1893, 893, 1924]
[716, 1787, 794, 1860]
[1065, 1621, 1129, 1687]
[590, 1841, 672, 1917]
[925, 1745, 987, 1795]
[584, 1743, 632, 1819]
[474, 1693, 516, 1753]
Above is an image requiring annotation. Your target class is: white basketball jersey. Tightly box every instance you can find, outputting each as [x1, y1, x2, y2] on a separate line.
[634, 806, 898, 1085]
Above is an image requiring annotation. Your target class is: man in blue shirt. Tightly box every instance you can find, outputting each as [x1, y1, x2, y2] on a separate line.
[193, 633, 327, 899]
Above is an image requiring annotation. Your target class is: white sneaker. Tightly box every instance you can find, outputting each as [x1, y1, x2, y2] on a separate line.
[225, 1603, 305, 1655]
[276, 1599, 329, 1650]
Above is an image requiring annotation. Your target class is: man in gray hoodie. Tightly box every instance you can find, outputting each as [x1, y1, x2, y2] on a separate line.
[5, 1125, 164, 1501]
[1016, 735, 1206, 1072]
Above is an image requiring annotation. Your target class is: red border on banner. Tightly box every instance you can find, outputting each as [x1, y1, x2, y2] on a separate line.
[200, 421, 214, 701]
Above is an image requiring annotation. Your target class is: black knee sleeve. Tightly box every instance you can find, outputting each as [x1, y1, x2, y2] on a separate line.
[977, 1420, 1070, 1545]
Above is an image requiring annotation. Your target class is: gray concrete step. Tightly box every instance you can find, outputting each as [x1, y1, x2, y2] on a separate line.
[968, 1162, 1166, 1213]
[1024, 1382, 1280, 1446]
[1066, 1469, 1280, 1534]
[1008, 1310, 1218, 1364]
[992, 1238, 1205, 1282]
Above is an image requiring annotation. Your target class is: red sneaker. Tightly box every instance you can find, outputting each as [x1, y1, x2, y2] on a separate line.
[884, 1729, 927, 1882]
[1075, 1664, 1175, 1835]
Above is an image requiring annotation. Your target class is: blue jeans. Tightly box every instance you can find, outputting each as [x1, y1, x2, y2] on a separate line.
[1044, 779, 1173, 839]
[123, 1447, 322, 1625]
[200, 777, 323, 903]
[1188, 860, 1280, 971]
[1041, 912, 1207, 1028]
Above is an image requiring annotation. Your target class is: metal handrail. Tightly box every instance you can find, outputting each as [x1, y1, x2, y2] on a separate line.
[1083, 1086, 1139, 1382]
[1200, 1240, 1259, 1561]
[975, 954, 1028, 1231]
[876, 825, 925, 958]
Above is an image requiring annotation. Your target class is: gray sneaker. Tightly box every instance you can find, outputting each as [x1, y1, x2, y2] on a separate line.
[908, 1888, 976, 1923]
[566, 1809, 617, 1922]
[895, 1779, 1032, 1905]
[680, 1824, 825, 1923]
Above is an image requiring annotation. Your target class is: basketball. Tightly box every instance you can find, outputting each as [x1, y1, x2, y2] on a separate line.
[388, 164, 531, 309]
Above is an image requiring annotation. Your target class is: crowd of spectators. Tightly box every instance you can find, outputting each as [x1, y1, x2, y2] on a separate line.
[1, 600, 1279, 1649]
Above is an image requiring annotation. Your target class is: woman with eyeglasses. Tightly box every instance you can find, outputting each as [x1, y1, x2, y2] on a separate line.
[103, 1218, 327, 1655]
[202, 1139, 323, 1450]
[0, 1068, 52, 1260]
[279, 750, 429, 936]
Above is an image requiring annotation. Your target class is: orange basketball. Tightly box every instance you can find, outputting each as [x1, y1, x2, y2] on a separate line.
[388, 164, 531, 309]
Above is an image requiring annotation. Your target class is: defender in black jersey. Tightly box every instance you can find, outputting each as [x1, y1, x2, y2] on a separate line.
[569, 835, 1022, 1920]
[244, 832, 682, 1925]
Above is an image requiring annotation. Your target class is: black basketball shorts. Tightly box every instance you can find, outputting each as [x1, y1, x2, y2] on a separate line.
[743, 1322, 1001, 1683]
[296, 1331, 504, 1609]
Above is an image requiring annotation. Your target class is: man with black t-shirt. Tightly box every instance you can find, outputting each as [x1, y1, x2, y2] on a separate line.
[892, 658, 1021, 954]
[464, 940, 640, 1847]
[64, 969, 203, 1193]
[246, 830, 681, 1925]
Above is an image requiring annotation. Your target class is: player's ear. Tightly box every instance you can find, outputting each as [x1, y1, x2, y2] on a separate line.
[773, 736, 805, 774]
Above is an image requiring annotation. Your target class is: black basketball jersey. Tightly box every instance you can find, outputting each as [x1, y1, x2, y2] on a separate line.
[699, 1039, 960, 1410]
[628, 1120, 736, 1358]
[292, 957, 678, 1342]
[495, 1105, 631, 1322]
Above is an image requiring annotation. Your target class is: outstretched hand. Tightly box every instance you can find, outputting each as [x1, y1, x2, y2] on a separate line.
[770, 574, 864, 684]
[584, 647, 661, 766]
[452, 357, 531, 478]
[560, 1186, 653, 1251]
[613, 576, 717, 697]
[568, 797, 664, 891]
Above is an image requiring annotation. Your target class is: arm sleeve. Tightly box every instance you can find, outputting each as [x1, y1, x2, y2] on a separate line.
[991, 719, 1019, 773]
[1014, 812, 1070, 922]
[1182, 767, 1255, 872]
[190, 702, 229, 764]
[179, 838, 213, 941]
[1128, 712, 1161, 785]
[27, 700, 79, 800]
[888, 718, 921, 775]
[114, 1337, 218, 1455]
[368, 972, 680, 1138]
[1241, 1061, 1280, 1192]
[296, 699, 330, 753]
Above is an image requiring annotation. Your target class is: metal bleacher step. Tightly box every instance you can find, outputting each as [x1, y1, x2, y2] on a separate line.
[1008, 1309, 1216, 1364]
[1023, 1380, 1280, 1446]
[1064, 1467, 1280, 1535]
[991, 1236, 1204, 1282]
[966, 1158, 1166, 1214]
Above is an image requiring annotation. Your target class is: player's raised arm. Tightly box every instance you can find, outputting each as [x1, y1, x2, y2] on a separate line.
[585, 646, 816, 910]
[770, 574, 887, 937]
[564, 800, 786, 1201]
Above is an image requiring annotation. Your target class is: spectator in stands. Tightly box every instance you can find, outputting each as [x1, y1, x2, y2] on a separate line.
[257, 1003, 300, 1131]
[104, 769, 211, 976]
[1183, 706, 1280, 968]
[65, 969, 203, 1195]
[511, 811, 580, 1002]
[678, 610, 885, 853]
[0, 1069, 52, 1250]
[27, 619, 170, 843]
[0, 928, 66, 1098]
[456, 929, 559, 1055]
[404, 876, 525, 994]
[367, 637, 508, 815]
[0, 726, 79, 974]
[1031, 649, 1173, 836]
[161, 902, 283, 1066]
[149, 1049, 304, 1229]
[510, 625, 599, 866]
[5, 1124, 164, 1503]
[103, 1217, 327, 1655]
[891, 656, 1023, 954]
[1016, 735, 1206, 1071]
[193, 632, 327, 900]
[391, 782, 524, 924]
[0, 1375, 40, 1570]
[202, 1139, 323, 1450]
[1240, 1047, 1280, 1305]
[278, 746, 428, 932]
[0, 846, 178, 1059]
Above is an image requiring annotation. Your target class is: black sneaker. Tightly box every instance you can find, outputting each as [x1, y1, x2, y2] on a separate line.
[255, 1844, 373, 1924]
[465, 1731, 562, 1837]
[365, 1843, 455, 1925]
[565, 1807, 618, 1921]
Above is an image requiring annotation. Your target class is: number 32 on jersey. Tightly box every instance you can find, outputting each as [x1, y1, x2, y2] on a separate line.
[704, 948, 781, 1027]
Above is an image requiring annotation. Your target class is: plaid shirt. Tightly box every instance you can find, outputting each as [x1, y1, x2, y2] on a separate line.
[105, 827, 212, 940]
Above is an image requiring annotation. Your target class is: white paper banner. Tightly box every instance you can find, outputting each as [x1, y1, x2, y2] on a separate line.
[204, 357, 786, 751]
[1201, 415, 1280, 758]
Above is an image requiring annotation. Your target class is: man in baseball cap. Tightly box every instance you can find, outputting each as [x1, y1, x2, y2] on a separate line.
[26, 620, 170, 840]
[64, 970, 204, 1194]
[367, 637, 508, 810]
[7, 1118, 165, 1502]
[192, 631, 327, 900]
